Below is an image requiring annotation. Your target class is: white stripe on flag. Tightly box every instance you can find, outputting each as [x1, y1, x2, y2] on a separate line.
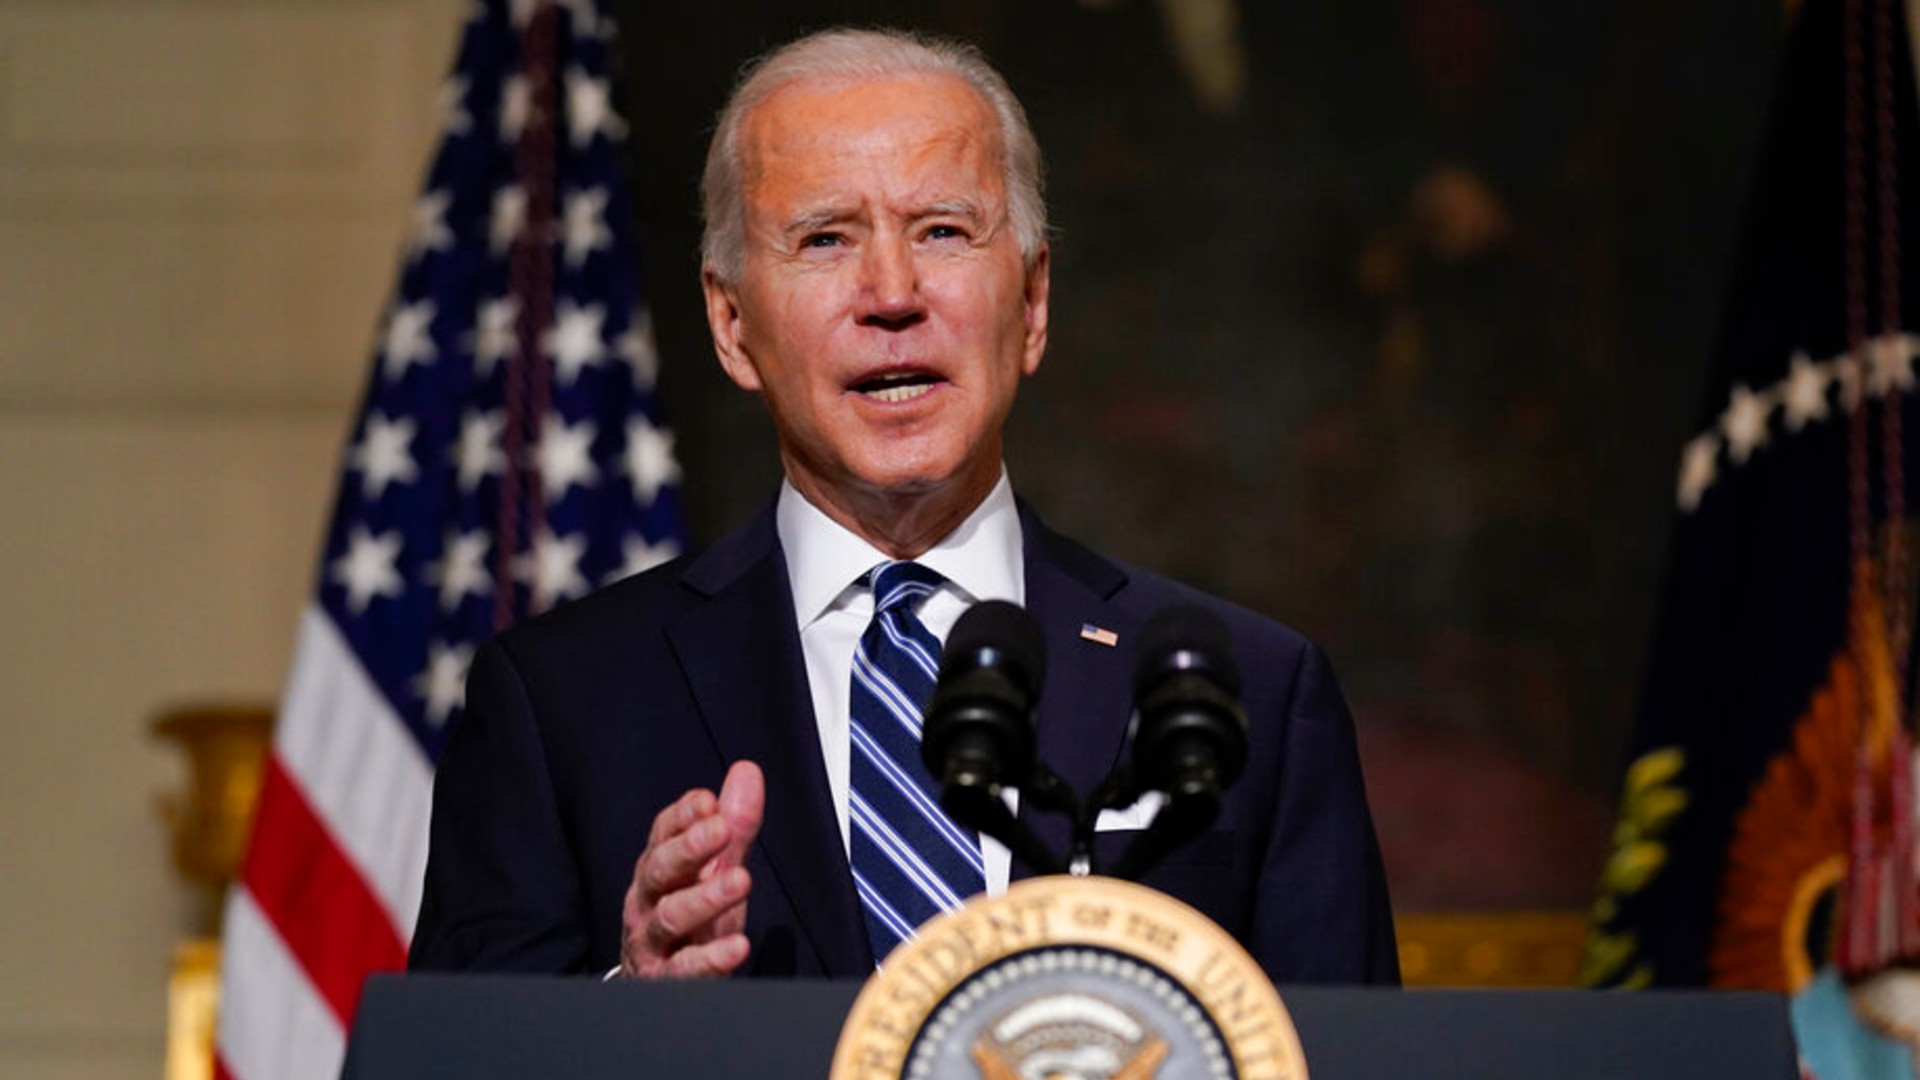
[275, 605, 436, 938]
[217, 886, 347, 1080]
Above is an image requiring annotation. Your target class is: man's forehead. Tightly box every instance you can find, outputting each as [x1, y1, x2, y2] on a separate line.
[736, 72, 1003, 190]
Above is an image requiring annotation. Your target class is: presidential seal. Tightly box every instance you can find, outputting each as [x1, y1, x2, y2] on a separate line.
[829, 877, 1307, 1080]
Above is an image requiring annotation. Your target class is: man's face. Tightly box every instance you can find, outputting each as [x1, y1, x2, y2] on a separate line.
[703, 73, 1049, 519]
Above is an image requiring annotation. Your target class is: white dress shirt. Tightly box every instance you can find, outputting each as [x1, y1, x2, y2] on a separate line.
[775, 472, 1024, 897]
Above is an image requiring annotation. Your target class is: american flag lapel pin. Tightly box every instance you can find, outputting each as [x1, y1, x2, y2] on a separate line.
[1079, 623, 1119, 647]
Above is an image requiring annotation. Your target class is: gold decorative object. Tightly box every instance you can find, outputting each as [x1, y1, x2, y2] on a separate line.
[832, 876, 1307, 1079]
[153, 703, 274, 935]
[1582, 746, 1689, 989]
[1396, 911, 1590, 987]
[165, 940, 222, 1080]
[153, 702, 274, 1080]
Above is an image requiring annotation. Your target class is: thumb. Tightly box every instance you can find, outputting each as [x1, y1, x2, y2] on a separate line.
[713, 760, 764, 871]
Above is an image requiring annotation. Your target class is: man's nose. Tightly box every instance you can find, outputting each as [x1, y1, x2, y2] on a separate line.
[856, 235, 925, 329]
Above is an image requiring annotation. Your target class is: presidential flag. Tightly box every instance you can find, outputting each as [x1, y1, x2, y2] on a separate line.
[1582, 0, 1919, 1073]
[214, 2, 683, 1076]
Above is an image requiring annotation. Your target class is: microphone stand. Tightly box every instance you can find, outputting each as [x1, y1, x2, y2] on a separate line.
[1106, 791, 1219, 882]
[944, 758, 1223, 883]
[938, 769, 1067, 877]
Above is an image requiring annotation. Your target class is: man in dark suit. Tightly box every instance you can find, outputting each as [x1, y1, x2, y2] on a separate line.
[411, 27, 1398, 985]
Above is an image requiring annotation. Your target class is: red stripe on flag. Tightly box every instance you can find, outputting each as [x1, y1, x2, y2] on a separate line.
[242, 754, 408, 1027]
[215, 1054, 235, 1080]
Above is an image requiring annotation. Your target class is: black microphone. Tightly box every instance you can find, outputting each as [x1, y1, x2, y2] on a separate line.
[922, 600, 1045, 795]
[1107, 605, 1248, 881]
[1129, 605, 1249, 804]
[921, 600, 1064, 875]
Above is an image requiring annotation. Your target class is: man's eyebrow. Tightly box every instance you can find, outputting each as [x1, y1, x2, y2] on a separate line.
[776, 199, 989, 238]
[919, 198, 984, 220]
[780, 207, 854, 236]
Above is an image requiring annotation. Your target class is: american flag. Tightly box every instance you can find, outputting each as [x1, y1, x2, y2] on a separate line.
[214, 2, 683, 1076]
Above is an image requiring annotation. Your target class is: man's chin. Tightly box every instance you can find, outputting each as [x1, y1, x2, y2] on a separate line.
[786, 443, 997, 512]
[838, 465, 996, 514]
[833, 450, 960, 496]
[849, 472, 952, 501]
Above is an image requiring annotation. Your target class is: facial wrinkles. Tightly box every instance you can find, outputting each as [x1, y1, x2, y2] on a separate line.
[743, 84, 1009, 261]
[740, 127, 1018, 386]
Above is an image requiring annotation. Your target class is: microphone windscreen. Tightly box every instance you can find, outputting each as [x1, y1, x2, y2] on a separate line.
[942, 599, 1047, 695]
[1133, 605, 1241, 698]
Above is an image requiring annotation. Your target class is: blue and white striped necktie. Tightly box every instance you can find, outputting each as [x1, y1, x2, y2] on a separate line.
[848, 560, 986, 964]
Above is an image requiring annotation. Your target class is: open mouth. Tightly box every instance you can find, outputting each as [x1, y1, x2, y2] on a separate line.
[852, 370, 943, 404]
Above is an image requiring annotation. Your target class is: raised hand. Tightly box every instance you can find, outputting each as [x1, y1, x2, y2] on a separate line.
[619, 760, 765, 978]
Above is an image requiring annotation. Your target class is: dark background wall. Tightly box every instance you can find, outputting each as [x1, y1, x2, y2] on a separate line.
[614, 0, 1787, 909]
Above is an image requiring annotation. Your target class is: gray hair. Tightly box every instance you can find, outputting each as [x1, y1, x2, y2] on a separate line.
[699, 27, 1047, 283]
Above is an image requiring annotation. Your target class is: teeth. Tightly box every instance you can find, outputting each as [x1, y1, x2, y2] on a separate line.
[867, 383, 934, 403]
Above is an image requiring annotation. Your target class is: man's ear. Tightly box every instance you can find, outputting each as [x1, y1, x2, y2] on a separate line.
[1020, 244, 1051, 377]
[702, 267, 763, 392]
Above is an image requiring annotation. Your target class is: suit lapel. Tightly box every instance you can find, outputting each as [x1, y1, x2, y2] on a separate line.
[665, 507, 870, 975]
[1018, 505, 1138, 870]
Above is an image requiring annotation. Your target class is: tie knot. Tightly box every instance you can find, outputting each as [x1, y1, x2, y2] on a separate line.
[868, 560, 944, 615]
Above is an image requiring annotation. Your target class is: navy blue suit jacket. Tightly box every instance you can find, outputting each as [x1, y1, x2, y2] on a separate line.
[410, 502, 1399, 984]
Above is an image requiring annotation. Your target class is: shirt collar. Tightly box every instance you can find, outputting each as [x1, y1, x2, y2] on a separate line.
[777, 471, 1025, 626]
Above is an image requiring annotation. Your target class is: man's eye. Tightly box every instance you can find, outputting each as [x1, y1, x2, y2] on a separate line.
[925, 225, 966, 241]
[800, 233, 843, 249]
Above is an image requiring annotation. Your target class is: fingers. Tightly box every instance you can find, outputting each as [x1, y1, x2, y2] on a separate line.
[647, 787, 718, 849]
[646, 865, 750, 953]
[623, 835, 746, 979]
[623, 905, 751, 979]
[662, 933, 751, 978]
[637, 813, 731, 902]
